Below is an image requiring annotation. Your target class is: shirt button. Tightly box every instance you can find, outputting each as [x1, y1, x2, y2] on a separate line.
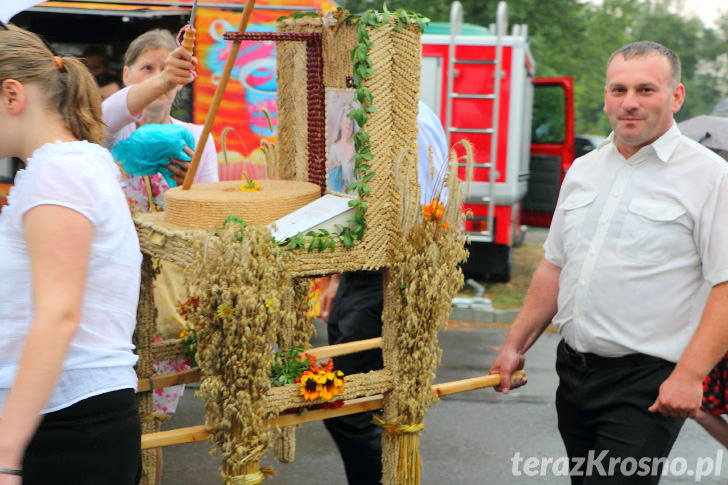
[579, 281, 586, 286]
[589, 249, 596, 255]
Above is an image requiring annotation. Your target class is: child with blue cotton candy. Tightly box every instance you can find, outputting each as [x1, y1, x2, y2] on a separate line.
[112, 123, 196, 210]
[102, 29, 218, 213]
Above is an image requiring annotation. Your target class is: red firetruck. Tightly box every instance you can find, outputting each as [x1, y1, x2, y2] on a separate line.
[420, 1, 574, 281]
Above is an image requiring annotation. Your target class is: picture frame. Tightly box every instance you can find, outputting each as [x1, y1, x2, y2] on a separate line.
[326, 88, 360, 196]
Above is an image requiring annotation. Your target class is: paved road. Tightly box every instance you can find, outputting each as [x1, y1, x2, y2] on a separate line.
[160, 319, 727, 484]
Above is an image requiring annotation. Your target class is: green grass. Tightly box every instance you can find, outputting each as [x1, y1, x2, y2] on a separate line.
[487, 242, 543, 309]
[458, 241, 544, 310]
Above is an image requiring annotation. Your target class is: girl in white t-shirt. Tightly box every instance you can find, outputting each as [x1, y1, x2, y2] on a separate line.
[0, 25, 142, 484]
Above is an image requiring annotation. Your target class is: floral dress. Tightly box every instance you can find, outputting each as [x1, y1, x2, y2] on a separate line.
[702, 352, 728, 415]
[120, 173, 169, 213]
[121, 173, 189, 414]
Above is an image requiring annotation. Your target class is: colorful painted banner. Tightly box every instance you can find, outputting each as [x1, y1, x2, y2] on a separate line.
[193, 1, 332, 181]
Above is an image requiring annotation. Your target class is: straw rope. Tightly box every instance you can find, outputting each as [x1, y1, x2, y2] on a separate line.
[264, 368, 392, 415]
[224, 472, 263, 485]
[390, 26, 423, 214]
[322, 26, 358, 89]
[134, 254, 159, 485]
[151, 338, 186, 362]
[134, 211, 392, 278]
[220, 447, 266, 485]
[374, 417, 424, 485]
[272, 31, 304, 182]
[270, 278, 316, 463]
[134, 212, 200, 268]
[271, 426, 296, 464]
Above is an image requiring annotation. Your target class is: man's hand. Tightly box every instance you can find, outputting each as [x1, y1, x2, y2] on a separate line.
[320, 274, 341, 323]
[648, 370, 703, 418]
[490, 347, 527, 394]
[167, 146, 193, 186]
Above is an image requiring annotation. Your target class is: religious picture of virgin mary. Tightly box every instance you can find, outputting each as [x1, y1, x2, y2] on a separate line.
[326, 88, 360, 195]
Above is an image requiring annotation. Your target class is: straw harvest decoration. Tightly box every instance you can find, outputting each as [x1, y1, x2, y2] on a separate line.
[380, 142, 471, 484]
[129, 5, 479, 484]
[182, 217, 298, 484]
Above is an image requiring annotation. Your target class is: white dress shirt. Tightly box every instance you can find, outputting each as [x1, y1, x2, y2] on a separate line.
[417, 101, 449, 205]
[544, 122, 728, 362]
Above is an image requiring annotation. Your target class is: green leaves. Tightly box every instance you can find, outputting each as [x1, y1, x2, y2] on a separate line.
[269, 346, 311, 386]
[277, 11, 320, 22]
[222, 215, 248, 242]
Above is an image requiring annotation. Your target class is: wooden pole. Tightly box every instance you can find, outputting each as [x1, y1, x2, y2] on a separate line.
[181, 0, 257, 189]
[308, 337, 382, 360]
[140, 370, 526, 449]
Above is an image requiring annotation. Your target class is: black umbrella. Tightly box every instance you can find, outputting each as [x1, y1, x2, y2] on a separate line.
[678, 115, 728, 153]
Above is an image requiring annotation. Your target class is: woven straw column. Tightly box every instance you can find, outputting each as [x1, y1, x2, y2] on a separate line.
[358, 19, 424, 485]
[276, 21, 323, 183]
[271, 278, 317, 463]
[134, 254, 158, 485]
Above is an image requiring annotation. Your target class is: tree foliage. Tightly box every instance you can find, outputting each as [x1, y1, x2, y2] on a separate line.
[339, 0, 728, 135]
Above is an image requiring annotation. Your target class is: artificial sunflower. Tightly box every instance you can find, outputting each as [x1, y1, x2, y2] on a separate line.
[320, 370, 345, 400]
[239, 179, 260, 192]
[299, 371, 320, 401]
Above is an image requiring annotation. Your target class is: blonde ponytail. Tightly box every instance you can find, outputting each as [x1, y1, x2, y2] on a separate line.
[56, 56, 104, 145]
[0, 26, 104, 145]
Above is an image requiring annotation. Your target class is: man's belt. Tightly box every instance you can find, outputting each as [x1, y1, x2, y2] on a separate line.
[561, 341, 668, 368]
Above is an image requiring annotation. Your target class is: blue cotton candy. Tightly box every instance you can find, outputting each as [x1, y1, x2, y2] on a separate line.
[111, 124, 196, 188]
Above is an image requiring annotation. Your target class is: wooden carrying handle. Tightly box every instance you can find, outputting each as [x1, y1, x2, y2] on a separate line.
[140, 370, 528, 449]
[181, 27, 195, 53]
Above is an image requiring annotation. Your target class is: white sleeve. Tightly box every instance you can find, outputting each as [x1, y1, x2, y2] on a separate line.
[101, 86, 138, 147]
[698, 171, 728, 286]
[416, 101, 449, 205]
[194, 132, 219, 183]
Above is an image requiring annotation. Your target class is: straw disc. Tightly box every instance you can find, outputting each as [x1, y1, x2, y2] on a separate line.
[164, 180, 320, 228]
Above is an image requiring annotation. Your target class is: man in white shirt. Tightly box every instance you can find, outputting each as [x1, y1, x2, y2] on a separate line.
[491, 41, 728, 484]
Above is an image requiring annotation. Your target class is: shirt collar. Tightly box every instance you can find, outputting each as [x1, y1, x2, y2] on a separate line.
[605, 120, 681, 163]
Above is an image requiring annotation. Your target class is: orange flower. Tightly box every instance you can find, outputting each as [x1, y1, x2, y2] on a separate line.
[422, 199, 445, 222]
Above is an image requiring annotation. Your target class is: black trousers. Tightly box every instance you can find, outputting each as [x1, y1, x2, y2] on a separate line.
[324, 271, 384, 485]
[555, 340, 685, 485]
[23, 388, 142, 485]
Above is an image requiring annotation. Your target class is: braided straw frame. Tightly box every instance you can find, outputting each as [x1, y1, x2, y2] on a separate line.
[134, 255, 158, 485]
[276, 17, 420, 274]
[132, 14, 431, 485]
[224, 31, 326, 194]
